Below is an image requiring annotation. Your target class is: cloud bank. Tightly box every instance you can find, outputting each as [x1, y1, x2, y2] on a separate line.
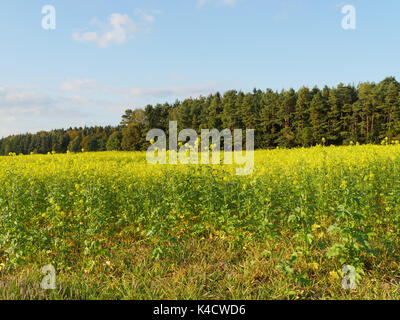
[0, 79, 220, 137]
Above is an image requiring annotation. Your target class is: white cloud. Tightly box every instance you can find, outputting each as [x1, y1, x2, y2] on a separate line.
[0, 88, 54, 110]
[134, 9, 155, 23]
[59, 78, 218, 100]
[197, 0, 240, 8]
[120, 83, 218, 99]
[0, 79, 222, 137]
[4, 116, 16, 123]
[73, 13, 139, 47]
[60, 79, 98, 92]
[0, 84, 115, 137]
[0, 86, 97, 119]
[73, 10, 157, 48]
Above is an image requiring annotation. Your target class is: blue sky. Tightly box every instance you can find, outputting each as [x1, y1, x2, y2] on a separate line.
[0, 0, 399, 137]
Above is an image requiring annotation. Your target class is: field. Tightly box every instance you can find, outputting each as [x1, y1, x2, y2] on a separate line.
[0, 145, 400, 300]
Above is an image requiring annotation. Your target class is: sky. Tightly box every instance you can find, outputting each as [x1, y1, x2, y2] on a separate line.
[0, 0, 399, 137]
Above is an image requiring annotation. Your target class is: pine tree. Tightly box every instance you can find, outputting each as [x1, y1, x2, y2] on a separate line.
[295, 87, 312, 145]
[310, 91, 328, 144]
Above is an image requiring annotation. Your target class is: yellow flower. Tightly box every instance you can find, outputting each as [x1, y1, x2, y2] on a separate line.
[369, 173, 375, 179]
[311, 224, 321, 231]
[329, 270, 340, 281]
[308, 262, 319, 271]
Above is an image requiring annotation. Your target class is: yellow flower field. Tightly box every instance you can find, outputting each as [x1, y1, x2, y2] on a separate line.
[0, 145, 400, 299]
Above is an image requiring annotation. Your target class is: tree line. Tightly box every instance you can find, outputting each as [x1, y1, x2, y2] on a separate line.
[1, 77, 400, 155]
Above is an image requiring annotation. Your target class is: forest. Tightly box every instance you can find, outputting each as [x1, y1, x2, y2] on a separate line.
[1, 77, 399, 155]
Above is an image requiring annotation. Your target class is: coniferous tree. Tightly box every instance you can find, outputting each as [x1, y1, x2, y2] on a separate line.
[2, 77, 400, 155]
